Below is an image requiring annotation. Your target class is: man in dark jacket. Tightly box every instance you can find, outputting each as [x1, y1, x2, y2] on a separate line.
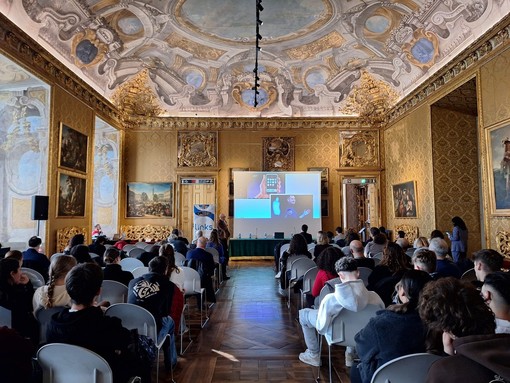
[22, 236, 50, 282]
[128, 256, 177, 371]
[47, 263, 145, 383]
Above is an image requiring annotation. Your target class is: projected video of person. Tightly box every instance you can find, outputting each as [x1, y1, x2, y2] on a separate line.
[271, 194, 312, 219]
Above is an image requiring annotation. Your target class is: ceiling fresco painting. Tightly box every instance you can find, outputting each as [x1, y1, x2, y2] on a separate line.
[1, 0, 508, 119]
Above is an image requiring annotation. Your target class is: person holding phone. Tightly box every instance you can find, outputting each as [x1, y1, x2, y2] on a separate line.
[447, 216, 468, 264]
[255, 174, 281, 199]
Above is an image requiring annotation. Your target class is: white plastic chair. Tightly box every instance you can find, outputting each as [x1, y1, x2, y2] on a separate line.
[461, 268, 476, 282]
[98, 280, 128, 304]
[0, 305, 12, 327]
[205, 247, 222, 290]
[21, 267, 45, 288]
[287, 257, 316, 308]
[315, 278, 341, 308]
[128, 247, 145, 259]
[280, 243, 290, 258]
[37, 343, 113, 383]
[319, 304, 381, 383]
[180, 266, 208, 328]
[372, 252, 384, 260]
[131, 266, 149, 279]
[307, 243, 316, 252]
[105, 303, 172, 383]
[122, 244, 136, 254]
[358, 267, 373, 286]
[120, 257, 144, 272]
[35, 306, 65, 344]
[300, 266, 318, 309]
[373, 258, 381, 266]
[370, 353, 443, 383]
[174, 252, 186, 266]
[135, 242, 147, 249]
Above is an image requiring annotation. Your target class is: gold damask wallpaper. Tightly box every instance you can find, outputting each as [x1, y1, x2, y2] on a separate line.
[431, 106, 481, 253]
[384, 105, 436, 238]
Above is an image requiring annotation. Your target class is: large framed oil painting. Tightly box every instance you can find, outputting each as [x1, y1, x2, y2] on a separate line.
[392, 181, 417, 218]
[126, 182, 174, 218]
[487, 121, 510, 215]
[59, 123, 88, 174]
[57, 172, 86, 217]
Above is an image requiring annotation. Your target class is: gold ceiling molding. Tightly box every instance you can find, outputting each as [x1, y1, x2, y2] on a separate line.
[111, 69, 163, 117]
[341, 71, 398, 125]
[166, 33, 226, 61]
[389, 15, 510, 124]
[122, 116, 363, 131]
[285, 31, 345, 60]
[0, 14, 121, 124]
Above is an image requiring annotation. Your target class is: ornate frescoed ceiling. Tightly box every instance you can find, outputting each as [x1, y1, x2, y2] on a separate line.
[0, 0, 508, 119]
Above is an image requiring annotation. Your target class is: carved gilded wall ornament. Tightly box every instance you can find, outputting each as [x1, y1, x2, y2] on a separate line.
[56, 226, 88, 253]
[262, 136, 295, 171]
[395, 224, 419, 245]
[339, 130, 379, 168]
[111, 69, 163, 117]
[402, 29, 440, 70]
[177, 131, 218, 167]
[71, 29, 108, 69]
[340, 71, 398, 125]
[496, 231, 510, 259]
[120, 224, 173, 242]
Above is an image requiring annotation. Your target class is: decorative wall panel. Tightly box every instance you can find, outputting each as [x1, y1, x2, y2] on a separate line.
[431, 106, 481, 254]
[480, 49, 510, 128]
[384, 105, 435, 237]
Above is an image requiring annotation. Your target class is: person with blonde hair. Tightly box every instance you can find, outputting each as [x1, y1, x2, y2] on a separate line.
[413, 237, 429, 249]
[33, 255, 77, 312]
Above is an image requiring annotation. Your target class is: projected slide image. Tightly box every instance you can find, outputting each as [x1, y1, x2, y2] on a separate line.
[244, 173, 285, 199]
[272, 194, 312, 219]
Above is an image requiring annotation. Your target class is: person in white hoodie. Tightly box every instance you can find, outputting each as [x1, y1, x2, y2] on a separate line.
[298, 257, 385, 367]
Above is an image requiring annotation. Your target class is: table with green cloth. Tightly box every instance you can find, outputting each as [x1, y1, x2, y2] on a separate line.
[229, 238, 289, 258]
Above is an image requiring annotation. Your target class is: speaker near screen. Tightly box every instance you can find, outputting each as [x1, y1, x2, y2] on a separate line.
[31, 195, 49, 221]
[233, 171, 322, 238]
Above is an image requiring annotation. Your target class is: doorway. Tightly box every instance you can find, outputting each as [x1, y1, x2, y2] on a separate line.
[178, 177, 216, 240]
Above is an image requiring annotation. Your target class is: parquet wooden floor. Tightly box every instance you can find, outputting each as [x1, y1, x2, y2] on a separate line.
[167, 260, 351, 383]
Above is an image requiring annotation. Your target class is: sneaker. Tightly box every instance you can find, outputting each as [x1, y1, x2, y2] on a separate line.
[345, 346, 358, 367]
[275, 271, 282, 279]
[299, 349, 321, 367]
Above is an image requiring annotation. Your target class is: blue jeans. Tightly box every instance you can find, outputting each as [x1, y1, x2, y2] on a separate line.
[158, 316, 177, 369]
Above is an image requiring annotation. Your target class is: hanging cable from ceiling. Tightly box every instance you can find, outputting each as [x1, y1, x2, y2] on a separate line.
[253, 0, 263, 107]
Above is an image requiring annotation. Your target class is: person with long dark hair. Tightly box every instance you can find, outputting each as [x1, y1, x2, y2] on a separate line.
[279, 234, 311, 290]
[351, 270, 432, 383]
[448, 216, 468, 263]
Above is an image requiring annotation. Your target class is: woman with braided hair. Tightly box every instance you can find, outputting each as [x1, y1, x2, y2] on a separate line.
[32, 254, 76, 312]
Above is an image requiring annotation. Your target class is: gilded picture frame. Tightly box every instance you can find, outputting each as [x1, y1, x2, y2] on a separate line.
[57, 172, 87, 217]
[262, 137, 295, 171]
[126, 182, 174, 218]
[392, 181, 417, 218]
[487, 121, 510, 215]
[59, 123, 88, 174]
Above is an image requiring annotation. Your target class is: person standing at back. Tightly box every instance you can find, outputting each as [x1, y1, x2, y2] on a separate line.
[299, 224, 313, 244]
[447, 216, 468, 263]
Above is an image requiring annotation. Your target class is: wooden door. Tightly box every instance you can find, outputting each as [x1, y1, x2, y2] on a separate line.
[179, 181, 216, 240]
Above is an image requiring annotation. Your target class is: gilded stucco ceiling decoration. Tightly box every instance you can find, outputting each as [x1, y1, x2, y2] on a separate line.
[2, 0, 509, 118]
[111, 69, 163, 117]
[340, 71, 399, 125]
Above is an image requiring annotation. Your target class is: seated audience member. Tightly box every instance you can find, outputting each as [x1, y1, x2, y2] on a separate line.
[169, 231, 188, 256]
[333, 226, 346, 245]
[47, 263, 147, 383]
[342, 232, 361, 256]
[350, 240, 375, 269]
[352, 270, 431, 383]
[171, 228, 189, 245]
[299, 224, 313, 244]
[189, 230, 203, 249]
[413, 236, 429, 249]
[395, 230, 410, 250]
[91, 223, 103, 239]
[137, 244, 160, 267]
[481, 272, 510, 334]
[0, 258, 38, 343]
[429, 229, 445, 240]
[206, 230, 228, 279]
[326, 231, 334, 244]
[419, 278, 510, 382]
[128, 256, 177, 372]
[278, 234, 312, 290]
[298, 257, 384, 367]
[5, 250, 23, 266]
[22, 235, 50, 282]
[160, 244, 184, 292]
[428, 238, 461, 279]
[103, 248, 133, 286]
[364, 233, 387, 258]
[64, 234, 85, 254]
[70, 244, 93, 264]
[364, 227, 380, 246]
[0, 326, 34, 383]
[88, 235, 107, 259]
[367, 242, 410, 306]
[311, 247, 342, 300]
[33, 255, 77, 312]
[378, 226, 388, 238]
[473, 249, 504, 284]
[186, 236, 216, 303]
[313, 232, 331, 259]
[412, 248, 438, 279]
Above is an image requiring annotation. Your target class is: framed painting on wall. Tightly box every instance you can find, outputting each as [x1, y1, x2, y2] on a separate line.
[57, 172, 86, 217]
[487, 121, 510, 215]
[392, 181, 417, 218]
[126, 182, 174, 218]
[59, 123, 88, 173]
